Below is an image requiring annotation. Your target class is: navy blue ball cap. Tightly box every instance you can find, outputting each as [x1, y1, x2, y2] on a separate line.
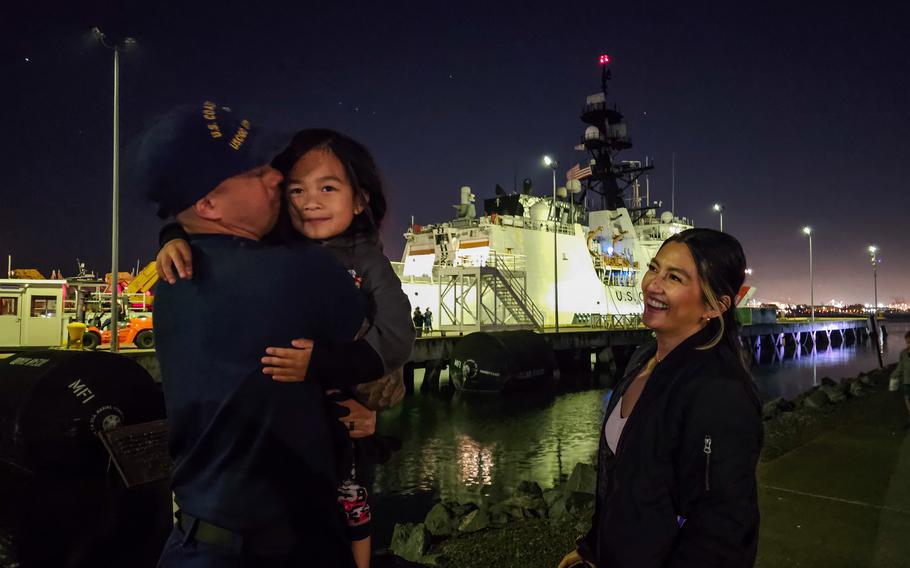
[137, 101, 280, 219]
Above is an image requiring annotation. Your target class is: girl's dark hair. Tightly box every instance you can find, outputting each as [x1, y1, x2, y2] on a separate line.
[271, 128, 387, 238]
[661, 228, 748, 367]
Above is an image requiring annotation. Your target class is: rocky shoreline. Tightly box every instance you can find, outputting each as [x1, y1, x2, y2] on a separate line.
[387, 363, 900, 567]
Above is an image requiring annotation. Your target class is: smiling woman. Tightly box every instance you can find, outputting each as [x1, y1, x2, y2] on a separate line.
[560, 228, 762, 568]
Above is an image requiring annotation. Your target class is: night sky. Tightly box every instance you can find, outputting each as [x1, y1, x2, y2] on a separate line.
[3, 1, 909, 305]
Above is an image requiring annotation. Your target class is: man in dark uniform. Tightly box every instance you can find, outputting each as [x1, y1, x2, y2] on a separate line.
[140, 101, 363, 567]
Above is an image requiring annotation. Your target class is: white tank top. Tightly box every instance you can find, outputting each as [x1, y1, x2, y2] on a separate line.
[605, 396, 628, 454]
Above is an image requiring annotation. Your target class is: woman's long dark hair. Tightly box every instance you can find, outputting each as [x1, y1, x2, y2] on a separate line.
[270, 129, 387, 240]
[661, 228, 748, 368]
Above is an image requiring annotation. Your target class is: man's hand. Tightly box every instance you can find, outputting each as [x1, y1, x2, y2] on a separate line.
[262, 338, 314, 381]
[556, 549, 594, 568]
[156, 239, 193, 284]
[334, 398, 377, 439]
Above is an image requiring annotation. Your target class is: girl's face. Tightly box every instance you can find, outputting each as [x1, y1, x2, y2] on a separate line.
[641, 241, 712, 339]
[286, 148, 364, 240]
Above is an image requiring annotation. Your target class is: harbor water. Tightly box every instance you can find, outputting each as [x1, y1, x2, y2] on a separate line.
[369, 322, 909, 539]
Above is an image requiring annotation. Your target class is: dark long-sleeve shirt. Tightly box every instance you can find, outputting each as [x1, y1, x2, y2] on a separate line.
[155, 234, 365, 537]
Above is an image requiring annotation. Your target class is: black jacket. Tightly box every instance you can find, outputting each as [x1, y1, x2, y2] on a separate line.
[579, 326, 763, 568]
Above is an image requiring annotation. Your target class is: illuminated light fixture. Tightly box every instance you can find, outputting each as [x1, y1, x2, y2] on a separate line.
[712, 203, 724, 232]
[868, 245, 877, 254]
[802, 226, 812, 235]
[542, 155, 556, 168]
[599, 54, 610, 65]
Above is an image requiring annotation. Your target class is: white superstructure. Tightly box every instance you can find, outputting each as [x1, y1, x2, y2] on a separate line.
[395, 190, 693, 332]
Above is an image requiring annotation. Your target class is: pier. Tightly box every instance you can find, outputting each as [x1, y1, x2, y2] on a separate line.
[405, 317, 873, 393]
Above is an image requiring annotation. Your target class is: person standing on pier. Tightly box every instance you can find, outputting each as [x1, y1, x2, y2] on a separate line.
[141, 103, 366, 567]
[413, 307, 424, 337]
[423, 307, 433, 333]
[891, 330, 910, 428]
[559, 228, 762, 568]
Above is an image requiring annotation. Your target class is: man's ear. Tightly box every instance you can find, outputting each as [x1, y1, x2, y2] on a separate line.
[193, 195, 221, 221]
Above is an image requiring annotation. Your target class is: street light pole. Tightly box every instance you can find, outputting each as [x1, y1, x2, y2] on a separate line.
[803, 227, 814, 322]
[111, 46, 120, 352]
[868, 245, 883, 367]
[544, 156, 559, 331]
[712, 203, 724, 232]
[868, 246, 879, 317]
[93, 28, 134, 353]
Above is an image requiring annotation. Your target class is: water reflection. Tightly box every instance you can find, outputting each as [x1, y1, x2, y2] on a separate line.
[753, 322, 908, 400]
[374, 390, 606, 502]
[375, 322, 908, 501]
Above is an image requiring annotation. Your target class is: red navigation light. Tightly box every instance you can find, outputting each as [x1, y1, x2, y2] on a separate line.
[599, 54, 610, 65]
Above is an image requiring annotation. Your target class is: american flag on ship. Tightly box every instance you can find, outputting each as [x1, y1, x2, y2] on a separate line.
[566, 163, 593, 181]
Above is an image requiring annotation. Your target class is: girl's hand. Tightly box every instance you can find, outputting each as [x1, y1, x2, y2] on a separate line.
[156, 239, 193, 284]
[262, 338, 314, 381]
[557, 549, 594, 568]
[334, 398, 376, 439]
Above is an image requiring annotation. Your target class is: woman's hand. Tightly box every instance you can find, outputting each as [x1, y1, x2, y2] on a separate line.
[262, 338, 314, 381]
[334, 398, 376, 439]
[156, 239, 193, 284]
[557, 549, 594, 568]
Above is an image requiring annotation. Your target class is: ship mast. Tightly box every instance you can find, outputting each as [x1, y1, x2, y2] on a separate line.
[577, 54, 653, 213]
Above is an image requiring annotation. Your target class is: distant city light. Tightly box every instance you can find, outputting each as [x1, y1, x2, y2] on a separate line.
[599, 54, 610, 65]
[745, 268, 753, 275]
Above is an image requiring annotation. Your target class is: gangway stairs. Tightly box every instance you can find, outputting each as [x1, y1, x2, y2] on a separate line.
[437, 253, 545, 333]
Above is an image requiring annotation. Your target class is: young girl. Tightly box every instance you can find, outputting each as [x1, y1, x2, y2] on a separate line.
[157, 129, 416, 568]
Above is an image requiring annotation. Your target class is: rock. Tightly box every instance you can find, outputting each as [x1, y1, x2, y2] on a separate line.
[488, 508, 511, 527]
[819, 385, 847, 404]
[488, 500, 527, 525]
[778, 398, 797, 412]
[391, 523, 430, 562]
[420, 552, 448, 566]
[802, 388, 829, 409]
[514, 480, 544, 498]
[848, 380, 865, 397]
[458, 509, 490, 533]
[564, 462, 597, 495]
[565, 491, 596, 516]
[424, 503, 458, 537]
[762, 397, 784, 420]
[497, 494, 548, 519]
[543, 488, 563, 507]
[820, 376, 836, 387]
[546, 493, 569, 521]
[444, 500, 477, 519]
[859, 374, 875, 386]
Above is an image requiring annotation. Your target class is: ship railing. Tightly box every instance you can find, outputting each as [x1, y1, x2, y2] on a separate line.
[576, 313, 644, 330]
[484, 252, 527, 273]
